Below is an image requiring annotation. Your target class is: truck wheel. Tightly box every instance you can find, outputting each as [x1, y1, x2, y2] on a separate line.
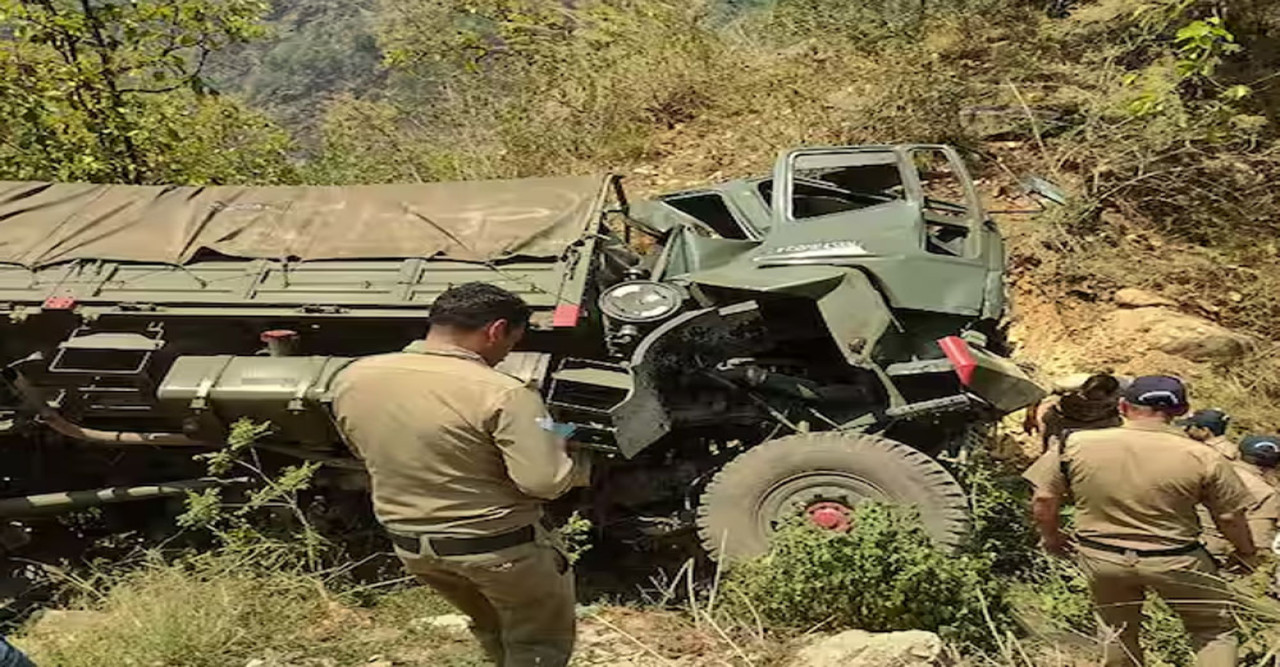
[695, 432, 969, 561]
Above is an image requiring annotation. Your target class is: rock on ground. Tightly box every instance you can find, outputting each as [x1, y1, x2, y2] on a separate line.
[25, 609, 103, 640]
[408, 613, 471, 637]
[1114, 288, 1176, 308]
[788, 629, 946, 667]
[1103, 307, 1253, 363]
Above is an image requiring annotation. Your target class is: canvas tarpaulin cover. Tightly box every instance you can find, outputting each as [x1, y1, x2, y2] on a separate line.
[0, 175, 609, 268]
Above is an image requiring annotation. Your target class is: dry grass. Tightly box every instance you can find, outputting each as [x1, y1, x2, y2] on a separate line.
[9, 551, 794, 667]
[12, 555, 482, 667]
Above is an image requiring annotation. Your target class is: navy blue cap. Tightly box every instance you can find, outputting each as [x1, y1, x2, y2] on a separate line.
[1240, 435, 1280, 467]
[1176, 408, 1231, 434]
[1122, 375, 1188, 411]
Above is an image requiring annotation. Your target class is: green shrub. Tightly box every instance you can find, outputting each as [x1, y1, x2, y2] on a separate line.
[954, 448, 1044, 578]
[726, 502, 1010, 649]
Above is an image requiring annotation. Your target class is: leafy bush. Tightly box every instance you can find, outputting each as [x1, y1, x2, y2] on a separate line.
[0, 0, 299, 185]
[177, 419, 328, 572]
[726, 502, 1010, 649]
[954, 447, 1044, 578]
[12, 554, 479, 667]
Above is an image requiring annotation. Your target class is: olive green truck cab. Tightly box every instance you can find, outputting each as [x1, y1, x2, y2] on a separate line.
[0, 145, 1042, 559]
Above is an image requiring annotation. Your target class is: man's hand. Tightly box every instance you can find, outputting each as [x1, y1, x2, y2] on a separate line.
[1042, 532, 1073, 558]
[1228, 549, 1262, 573]
[1031, 493, 1070, 557]
[1212, 510, 1258, 564]
[568, 448, 592, 488]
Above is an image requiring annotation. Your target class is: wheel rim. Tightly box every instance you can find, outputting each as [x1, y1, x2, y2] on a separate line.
[755, 472, 890, 537]
[805, 501, 853, 532]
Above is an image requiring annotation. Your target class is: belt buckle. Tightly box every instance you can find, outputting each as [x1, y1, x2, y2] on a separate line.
[1122, 548, 1140, 567]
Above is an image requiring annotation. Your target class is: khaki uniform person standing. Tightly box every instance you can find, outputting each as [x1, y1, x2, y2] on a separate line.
[1203, 435, 1280, 561]
[1200, 434, 1280, 561]
[1181, 409, 1242, 559]
[1024, 375, 1258, 667]
[1180, 409, 1238, 462]
[333, 282, 589, 667]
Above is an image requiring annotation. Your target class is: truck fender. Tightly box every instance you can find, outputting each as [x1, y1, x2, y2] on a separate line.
[610, 302, 766, 458]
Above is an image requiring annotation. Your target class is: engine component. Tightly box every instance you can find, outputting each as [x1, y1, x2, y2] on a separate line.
[260, 329, 300, 357]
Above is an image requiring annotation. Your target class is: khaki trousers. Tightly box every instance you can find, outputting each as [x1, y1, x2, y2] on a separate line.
[395, 530, 576, 667]
[1078, 546, 1236, 667]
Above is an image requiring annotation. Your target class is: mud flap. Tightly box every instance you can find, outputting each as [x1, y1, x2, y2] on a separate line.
[938, 336, 1044, 412]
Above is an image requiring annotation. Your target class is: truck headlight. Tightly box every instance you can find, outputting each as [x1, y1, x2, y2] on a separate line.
[598, 281, 684, 324]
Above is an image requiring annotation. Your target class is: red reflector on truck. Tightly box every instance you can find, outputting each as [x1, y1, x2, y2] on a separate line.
[42, 296, 76, 310]
[552, 304, 581, 328]
[938, 336, 977, 386]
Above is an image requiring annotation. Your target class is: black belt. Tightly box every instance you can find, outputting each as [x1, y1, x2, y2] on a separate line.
[389, 524, 536, 557]
[1077, 536, 1203, 557]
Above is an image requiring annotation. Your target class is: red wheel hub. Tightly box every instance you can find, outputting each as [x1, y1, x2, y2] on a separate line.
[805, 502, 852, 532]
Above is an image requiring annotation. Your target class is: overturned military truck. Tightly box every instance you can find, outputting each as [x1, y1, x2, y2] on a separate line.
[0, 145, 1043, 560]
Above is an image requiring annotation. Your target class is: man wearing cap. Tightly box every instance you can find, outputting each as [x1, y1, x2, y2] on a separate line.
[1199, 432, 1280, 560]
[1024, 375, 1258, 667]
[1181, 409, 1237, 461]
[1212, 436, 1280, 560]
[332, 282, 590, 667]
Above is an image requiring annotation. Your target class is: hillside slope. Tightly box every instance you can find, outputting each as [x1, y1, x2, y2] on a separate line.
[206, 0, 383, 140]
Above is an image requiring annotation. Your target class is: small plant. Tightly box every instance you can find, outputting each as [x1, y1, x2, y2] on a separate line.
[177, 419, 327, 570]
[725, 502, 1011, 649]
[558, 511, 594, 564]
[954, 447, 1043, 578]
[1173, 17, 1240, 79]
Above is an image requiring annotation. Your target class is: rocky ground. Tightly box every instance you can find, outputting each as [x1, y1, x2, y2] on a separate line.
[23, 603, 960, 667]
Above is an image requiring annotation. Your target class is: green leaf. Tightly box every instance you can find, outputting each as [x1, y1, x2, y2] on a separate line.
[1175, 21, 1211, 42]
[1222, 84, 1252, 101]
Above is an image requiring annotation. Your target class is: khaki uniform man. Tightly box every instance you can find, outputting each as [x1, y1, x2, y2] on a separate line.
[1180, 409, 1238, 461]
[1182, 409, 1242, 557]
[1024, 375, 1257, 667]
[333, 283, 588, 667]
[1201, 436, 1280, 560]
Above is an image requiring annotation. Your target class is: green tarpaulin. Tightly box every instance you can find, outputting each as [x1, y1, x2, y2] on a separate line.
[0, 175, 609, 268]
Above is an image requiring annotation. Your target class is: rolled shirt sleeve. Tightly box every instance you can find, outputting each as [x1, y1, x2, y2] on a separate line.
[492, 385, 577, 500]
[1023, 447, 1069, 499]
[1202, 459, 1254, 518]
[1247, 491, 1280, 552]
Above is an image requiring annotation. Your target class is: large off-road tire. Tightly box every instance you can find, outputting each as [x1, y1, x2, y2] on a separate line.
[695, 432, 969, 561]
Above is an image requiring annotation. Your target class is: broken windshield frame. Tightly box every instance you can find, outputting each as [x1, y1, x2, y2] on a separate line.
[766, 148, 912, 227]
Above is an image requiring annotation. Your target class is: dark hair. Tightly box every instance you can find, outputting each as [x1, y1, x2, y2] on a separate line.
[1080, 373, 1120, 400]
[429, 282, 532, 331]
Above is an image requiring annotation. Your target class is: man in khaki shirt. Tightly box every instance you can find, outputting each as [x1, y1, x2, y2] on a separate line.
[333, 282, 587, 667]
[1201, 436, 1280, 560]
[1023, 375, 1257, 667]
[1181, 409, 1238, 461]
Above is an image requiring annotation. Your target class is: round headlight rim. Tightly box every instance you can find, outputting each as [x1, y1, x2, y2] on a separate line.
[598, 280, 686, 324]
